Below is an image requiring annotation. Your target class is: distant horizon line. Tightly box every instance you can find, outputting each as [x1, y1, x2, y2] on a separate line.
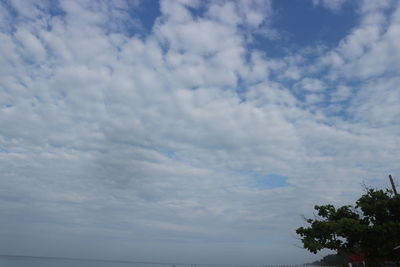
[0, 254, 312, 267]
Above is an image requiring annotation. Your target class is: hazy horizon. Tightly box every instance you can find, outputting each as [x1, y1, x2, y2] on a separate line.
[0, 254, 314, 266]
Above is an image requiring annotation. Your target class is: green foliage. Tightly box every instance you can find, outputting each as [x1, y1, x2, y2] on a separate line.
[296, 188, 400, 266]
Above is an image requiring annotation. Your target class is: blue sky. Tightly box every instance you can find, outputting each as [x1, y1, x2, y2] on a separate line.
[1, 0, 400, 265]
[253, 173, 289, 189]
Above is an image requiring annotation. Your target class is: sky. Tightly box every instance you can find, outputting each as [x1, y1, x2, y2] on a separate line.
[0, 0, 400, 265]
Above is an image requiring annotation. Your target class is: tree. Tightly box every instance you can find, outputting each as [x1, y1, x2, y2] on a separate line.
[296, 188, 400, 267]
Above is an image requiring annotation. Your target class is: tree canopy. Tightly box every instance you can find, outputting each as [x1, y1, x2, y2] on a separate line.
[296, 188, 400, 266]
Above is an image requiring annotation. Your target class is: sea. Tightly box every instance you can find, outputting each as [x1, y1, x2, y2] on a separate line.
[0, 255, 308, 267]
[0, 255, 198, 267]
[0, 255, 276, 267]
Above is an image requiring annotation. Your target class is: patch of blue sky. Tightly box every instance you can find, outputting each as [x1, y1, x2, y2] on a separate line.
[129, 0, 160, 35]
[0, 147, 9, 153]
[253, 173, 290, 189]
[249, 0, 358, 60]
[235, 170, 290, 189]
[271, 0, 358, 49]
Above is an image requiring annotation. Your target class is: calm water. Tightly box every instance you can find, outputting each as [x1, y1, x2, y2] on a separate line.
[0, 256, 281, 267]
[0, 256, 194, 267]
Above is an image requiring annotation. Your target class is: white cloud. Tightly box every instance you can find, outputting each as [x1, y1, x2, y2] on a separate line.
[348, 76, 400, 126]
[0, 0, 400, 264]
[317, 1, 400, 80]
[14, 28, 47, 61]
[331, 85, 352, 102]
[312, 0, 348, 12]
[10, 0, 49, 19]
[358, 0, 394, 14]
[296, 77, 326, 92]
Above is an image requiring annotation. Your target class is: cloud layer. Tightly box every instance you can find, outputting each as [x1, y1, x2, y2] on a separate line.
[1, 0, 400, 264]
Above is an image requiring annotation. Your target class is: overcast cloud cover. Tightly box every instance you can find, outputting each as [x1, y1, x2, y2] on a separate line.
[1, 0, 400, 265]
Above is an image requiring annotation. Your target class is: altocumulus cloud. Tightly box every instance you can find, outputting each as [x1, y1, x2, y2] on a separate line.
[0, 0, 400, 264]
